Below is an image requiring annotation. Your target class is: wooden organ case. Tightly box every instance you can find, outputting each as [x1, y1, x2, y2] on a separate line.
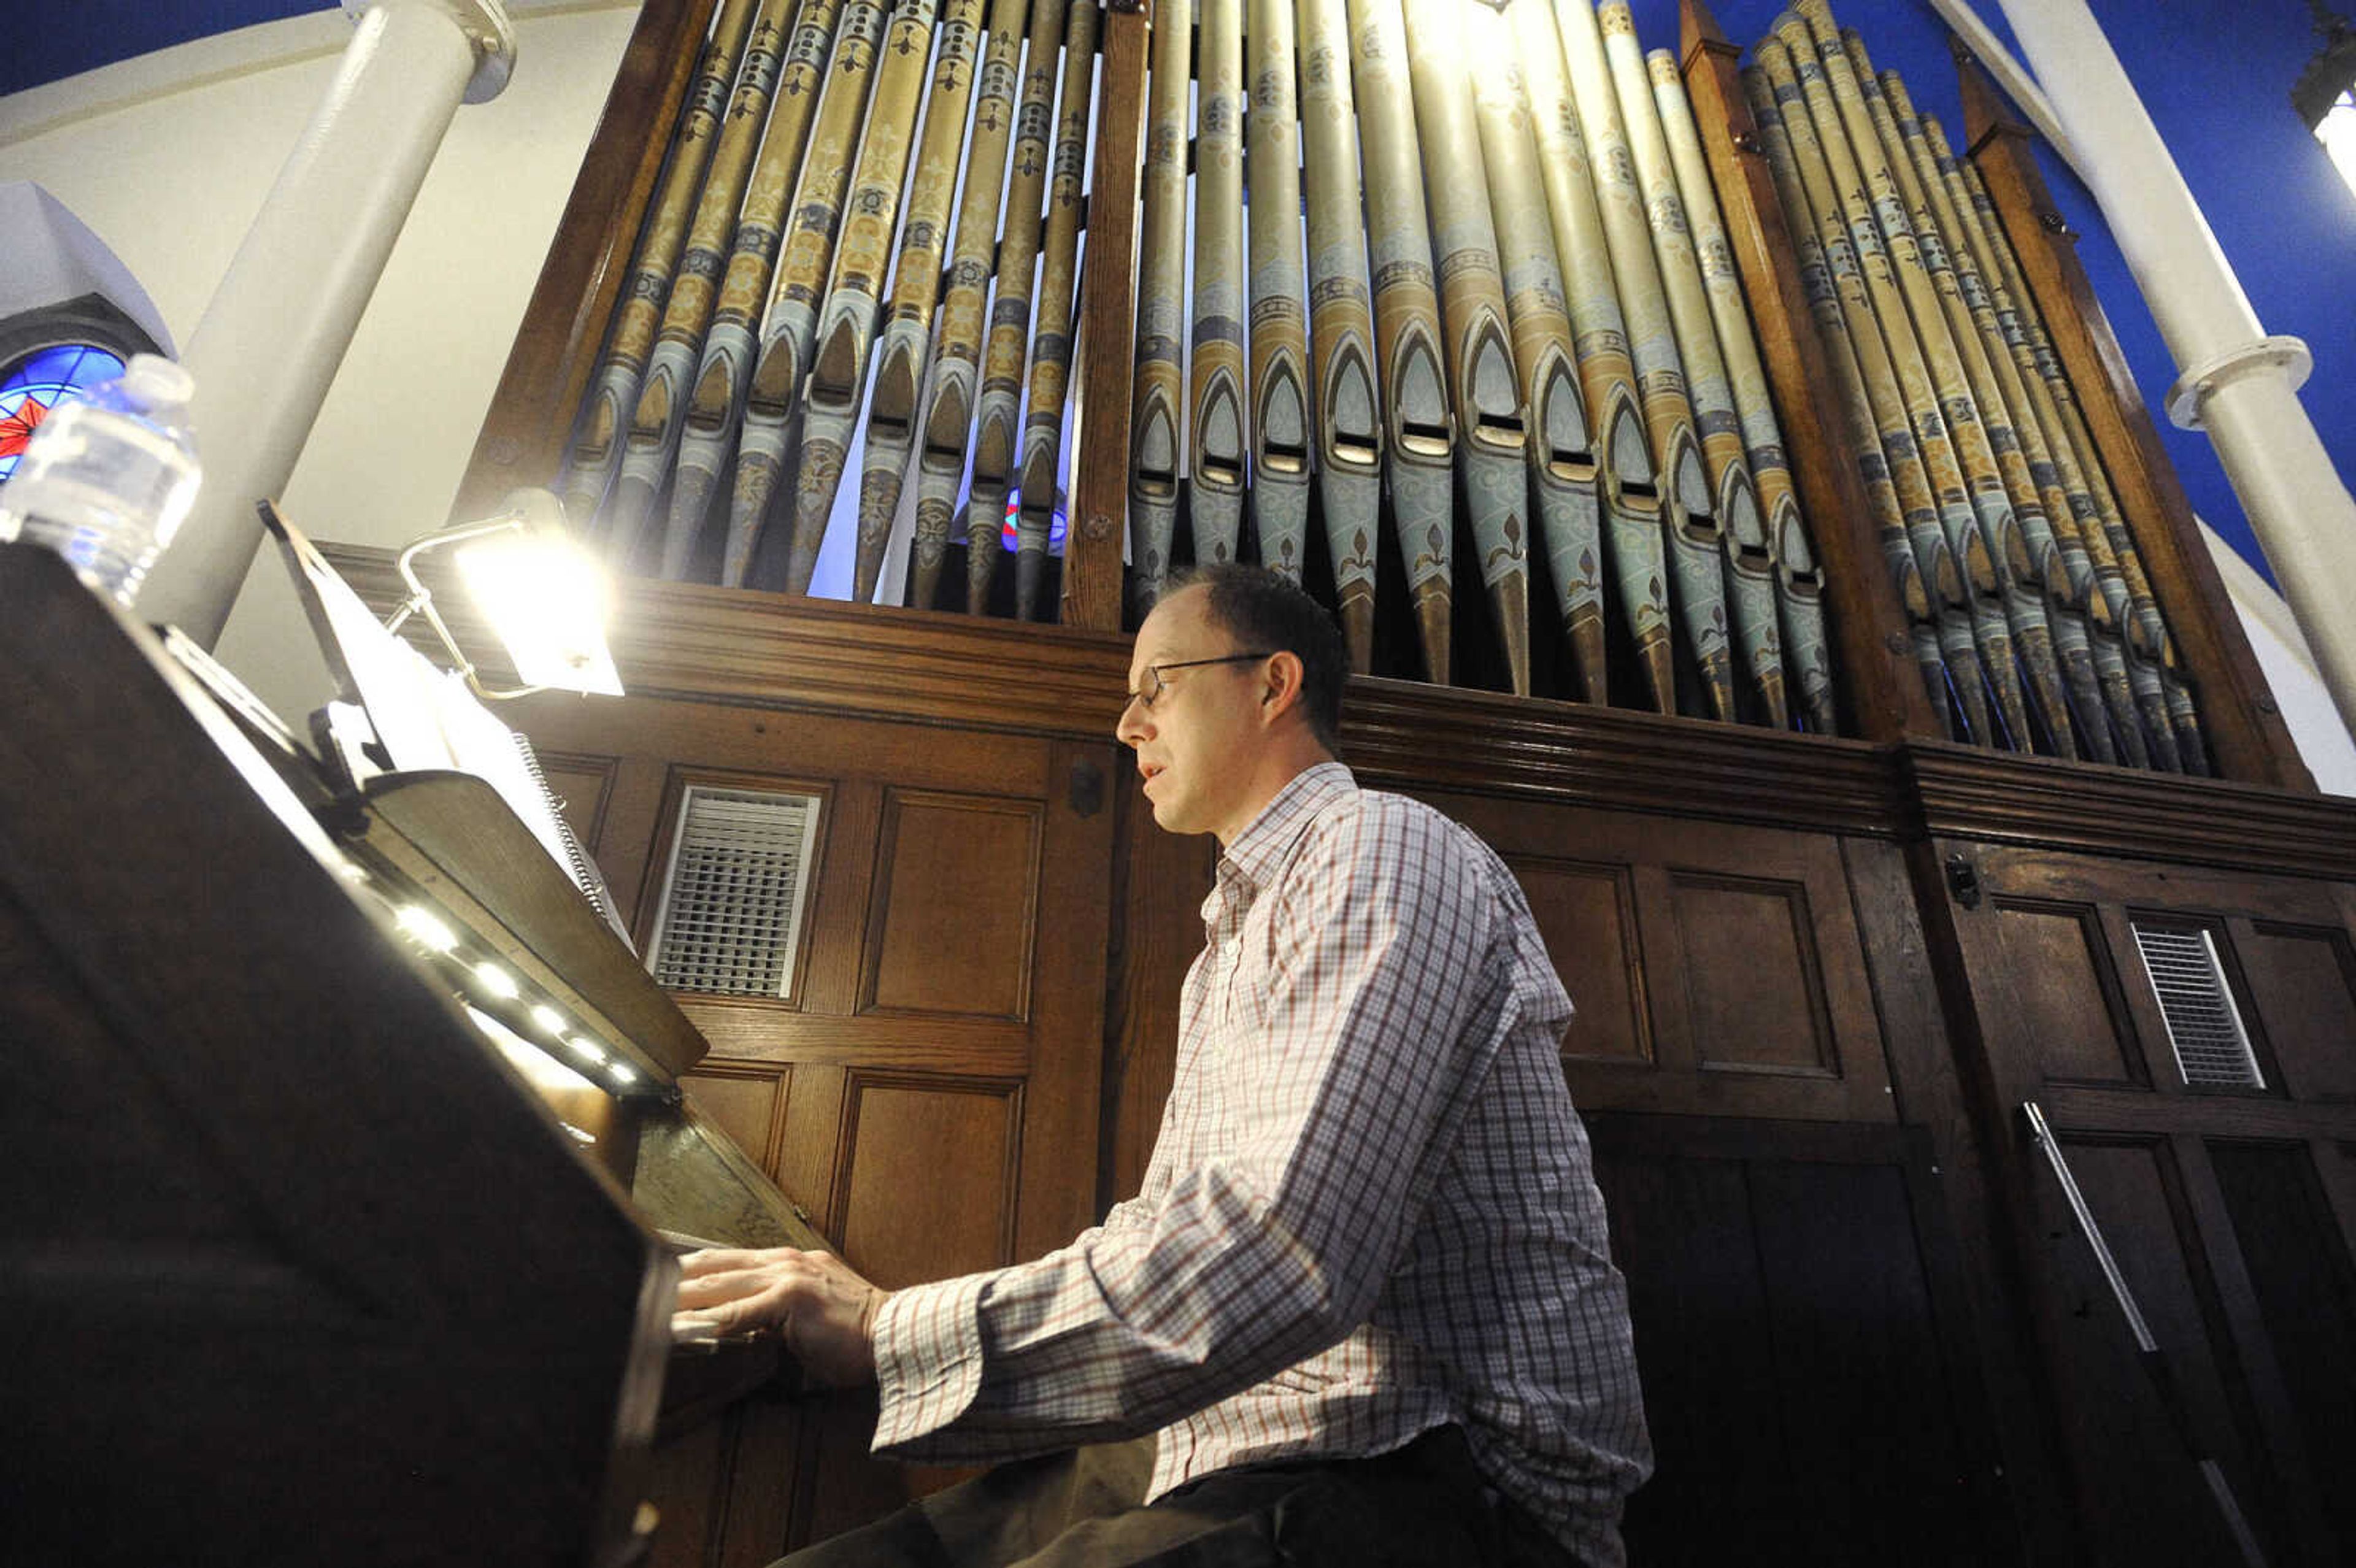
[0, 542, 835, 1564]
[23, 0, 2351, 1562]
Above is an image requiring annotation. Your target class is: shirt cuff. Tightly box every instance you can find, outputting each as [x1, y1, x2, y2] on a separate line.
[869, 1270, 991, 1453]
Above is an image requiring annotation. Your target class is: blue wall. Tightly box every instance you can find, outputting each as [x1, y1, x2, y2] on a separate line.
[11, 0, 2350, 589]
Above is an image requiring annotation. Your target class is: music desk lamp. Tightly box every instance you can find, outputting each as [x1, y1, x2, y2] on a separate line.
[382, 487, 623, 701]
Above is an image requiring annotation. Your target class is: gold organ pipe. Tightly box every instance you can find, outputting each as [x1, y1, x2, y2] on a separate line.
[561, 0, 766, 537]
[1512, 0, 1674, 712]
[1245, 0, 1315, 586]
[968, 0, 1076, 613]
[851, 0, 992, 605]
[1295, 0, 1382, 668]
[1557, 0, 1737, 721]
[1126, 0, 1190, 615]
[1012, 0, 1100, 617]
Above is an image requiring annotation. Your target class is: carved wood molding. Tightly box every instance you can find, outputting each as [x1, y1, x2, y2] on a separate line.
[321, 544, 2356, 878]
[1899, 745, 2356, 880]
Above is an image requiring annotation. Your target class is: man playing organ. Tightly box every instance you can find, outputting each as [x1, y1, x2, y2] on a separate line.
[674, 564, 1653, 1567]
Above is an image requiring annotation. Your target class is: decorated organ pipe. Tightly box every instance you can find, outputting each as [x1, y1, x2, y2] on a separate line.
[847, 0, 991, 602]
[673, 0, 852, 586]
[1293, 0, 1382, 671]
[1126, 0, 1190, 615]
[1243, 0, 1313, 591]
[968, 0, 1078, 613]
[1947, 127, 2209, 771]
[1741, 55, 1958, 737]
[617, 0, 799, 582]
[1765, 18, 2023, 748]
[1346, 0, 1456, 683]
[1401, 0, 1533, 697]
[1188, 0, 1251, 574]
[1556, 0, 1738, 722]
[534, 0, 2284, 740]
[1012, 0, 1101, 618]
[1648, 44, 1834, 734]
[1511, 0, 1676, 714]
[1792, 1, 2069, 756]
[560, 0, 766, 538]
[1877, 75, 2133, 766]
[1466, 2, 1606, 704]
[727, 0, 893, 586]
[1727, 0, 2214, 770]
[1838, 30, 2098, 763]
[1601, 2, 1782, 725]
[910, 0, 1032, 608]
[788, 0, 953, 602]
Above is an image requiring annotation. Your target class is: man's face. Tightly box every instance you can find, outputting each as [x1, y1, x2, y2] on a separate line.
[1115, 586, 1269, 841]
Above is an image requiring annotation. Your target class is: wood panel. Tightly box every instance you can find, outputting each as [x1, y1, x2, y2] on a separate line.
[2235, 922, 2356, 1103]
[1989, 898, 2144, 1086]
[680, 1064, 793, 1178]
[541, 748, 620, 851]
[510, 685, 1114, 1559]
[835, 1075, 1022, 1287]
[1514, 858, 1652, 1067]
[2205, 1140, 2356, 1562]
[861, 791, 1043, 1020]
[1436, 792, 1896, 1123]
[1936, 839, 2356, 1566]
[1671, 871, 1838, 1078]
[2025, 1134, 2282, 1567]
[1592, 1114, 2012, 1568]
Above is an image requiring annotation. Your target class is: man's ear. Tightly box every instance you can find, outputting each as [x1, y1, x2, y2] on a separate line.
[1260, 651, 1307, 720]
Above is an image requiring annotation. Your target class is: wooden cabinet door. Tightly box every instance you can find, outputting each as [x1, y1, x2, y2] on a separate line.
[1940, 845, 2356, 1568]
[1429, 790, 1898, 1124]
[520, 692, 1118, 1561]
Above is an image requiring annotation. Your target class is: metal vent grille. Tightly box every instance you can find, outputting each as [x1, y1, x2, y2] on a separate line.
[647, 786, 822, 999]
[2131, 923, 2263, 1089]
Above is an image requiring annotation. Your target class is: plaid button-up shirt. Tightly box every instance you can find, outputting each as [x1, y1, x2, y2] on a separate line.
[871, 762, 1650, 1564]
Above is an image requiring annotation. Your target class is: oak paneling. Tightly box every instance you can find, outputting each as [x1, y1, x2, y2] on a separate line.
[834, 1075, 1022, 1288]
[1672, 872, 1836, 1078]
[680, 1066, 791, 1177]
[1595, 1115, 2006, 1567]
[1511, 858, 1653, 1067]
[2207, 1141, 2356, 1561]
[2237, 923, 2356, 1104]
[2028, 1135, 2280, 1567]
[863, 791, 1043, 1021]
[1990, 900, 2144, 1087]
[539, 749, 619, 852]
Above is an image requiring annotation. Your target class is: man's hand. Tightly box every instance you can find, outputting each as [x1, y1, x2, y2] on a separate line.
[672, 1247, 887, 1387]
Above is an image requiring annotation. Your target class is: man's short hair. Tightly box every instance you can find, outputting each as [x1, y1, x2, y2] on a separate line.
[1167, 563, 1348, 753]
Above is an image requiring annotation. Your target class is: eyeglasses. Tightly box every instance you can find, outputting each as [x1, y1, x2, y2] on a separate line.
[1123, 651, 1275, 712]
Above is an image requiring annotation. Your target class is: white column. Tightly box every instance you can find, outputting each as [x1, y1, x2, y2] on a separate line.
[1992, 0, 2356, 744]
[141, 0, 516, 648]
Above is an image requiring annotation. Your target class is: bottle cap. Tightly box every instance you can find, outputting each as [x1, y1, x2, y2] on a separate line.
[120, 354, 196, 414]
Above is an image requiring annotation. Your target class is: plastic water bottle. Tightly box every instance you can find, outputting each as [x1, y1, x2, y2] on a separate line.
[0, 354, 201, 607]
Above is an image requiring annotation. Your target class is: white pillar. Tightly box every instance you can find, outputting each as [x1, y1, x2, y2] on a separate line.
[1992, 0, 2356, 744]
[140, 0, 516, 648]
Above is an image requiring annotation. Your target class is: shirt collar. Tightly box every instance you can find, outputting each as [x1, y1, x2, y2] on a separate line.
[1204, 761, 1357, 924]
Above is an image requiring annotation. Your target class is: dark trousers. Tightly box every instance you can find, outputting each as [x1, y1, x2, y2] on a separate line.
[772, 1426, 1579, 1567]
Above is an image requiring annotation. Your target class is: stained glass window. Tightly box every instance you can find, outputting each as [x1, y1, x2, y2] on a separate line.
[0, 344, 126, 483]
